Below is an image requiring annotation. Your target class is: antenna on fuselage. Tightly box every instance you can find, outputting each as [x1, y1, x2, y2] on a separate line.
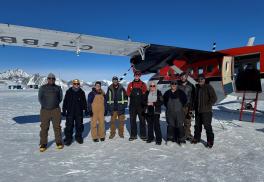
[212, 42, 216, 52]
[247, 37, 255, 46]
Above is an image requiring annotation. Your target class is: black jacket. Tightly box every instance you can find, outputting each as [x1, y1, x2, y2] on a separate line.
[143, 90, 163, 115]
[106, 84, 128, 115]
[194, 84, 217, 113]
[163, 89, 187, 109]
[63, 87, 87, 116]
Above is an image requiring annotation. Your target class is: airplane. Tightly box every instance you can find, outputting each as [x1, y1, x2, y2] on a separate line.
[0, 23, 263, 121]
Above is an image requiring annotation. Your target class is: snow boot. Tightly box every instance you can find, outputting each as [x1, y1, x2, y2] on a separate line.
[56, 143, 64, 150]
[76, 137, 83, 144]
[39, 144, 47, 152]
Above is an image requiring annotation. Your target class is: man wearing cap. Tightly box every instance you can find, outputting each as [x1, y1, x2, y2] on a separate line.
[178, 72, 196, 141]
[88, 81, 107, 142]
[163, 80, 187, 144]
[62, 79, 88, 146]
[38, 73, 63, 152]
[106, 76, 128, 139]
[192, 74, 217, 148]
[127, 71, 147, 141]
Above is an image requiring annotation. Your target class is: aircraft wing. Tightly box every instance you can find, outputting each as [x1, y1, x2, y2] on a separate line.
[0, 23, 147, 56]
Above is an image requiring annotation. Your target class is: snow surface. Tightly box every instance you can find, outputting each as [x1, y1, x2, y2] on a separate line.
[0, 90, 263, 182]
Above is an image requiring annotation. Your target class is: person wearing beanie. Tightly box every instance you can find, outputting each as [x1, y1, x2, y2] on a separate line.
[127, 70, 148, 141]
[191, 74, 217, 148]
[163, 80, 187, 145]
[62, 79, 88, 146]
[38, 73, 63, 152]
[106, 76, 128, 139]
[87, 81, 107, 142]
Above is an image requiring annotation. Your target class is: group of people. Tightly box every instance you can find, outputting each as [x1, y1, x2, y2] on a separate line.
[38, 71, 217, 152]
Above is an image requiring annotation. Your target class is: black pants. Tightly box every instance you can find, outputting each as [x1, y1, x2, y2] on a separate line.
[194, 112, 214, 143]
[64, 115, 84, 140]
[146, 114, 162, 142]
[167, 112, 184, 141]
[129, 106, 146, 138]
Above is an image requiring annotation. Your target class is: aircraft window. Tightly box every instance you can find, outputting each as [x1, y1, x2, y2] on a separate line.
[198, 67, 204, 74]
[257, 62, 260, 70]
[207, 65, 213, 73]
[225, 62, 229, 71]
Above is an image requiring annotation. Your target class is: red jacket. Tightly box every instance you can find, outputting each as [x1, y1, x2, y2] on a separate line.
[127, 80, 147, 97]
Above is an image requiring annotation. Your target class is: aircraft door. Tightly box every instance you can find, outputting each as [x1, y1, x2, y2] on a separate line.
[222, 56, 234, 95]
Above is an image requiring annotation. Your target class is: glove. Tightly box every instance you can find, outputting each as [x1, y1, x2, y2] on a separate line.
[104, 111, 107, 116]
[84, 110, 89, 117]
[61, 111, 66, 117]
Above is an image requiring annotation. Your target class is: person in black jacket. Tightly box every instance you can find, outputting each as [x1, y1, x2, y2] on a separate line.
[163, 80, 187, 144]
[106, 76, 128, 139]
[192, 74, 217, 148]
[144, 81, 163, 145]
[62, 79, 88, 146]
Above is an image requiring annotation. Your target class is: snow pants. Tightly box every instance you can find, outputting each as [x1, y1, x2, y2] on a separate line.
[39, 108, 62, 145]
[194, 112, 214, 143]
[64, 115, 84, 140]
[129, 105, 146, 138]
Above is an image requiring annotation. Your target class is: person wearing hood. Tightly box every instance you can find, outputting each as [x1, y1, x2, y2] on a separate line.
[88, 81, 107, 142]
[62, 79, 88, 146]
[127, 71, 147, 141]
[38, 73, 63, 152]
[143, 81, 163, 145]
[191, 74, 217, 148]
[163, 80, 187, 144]
[106, 76, 128, 139]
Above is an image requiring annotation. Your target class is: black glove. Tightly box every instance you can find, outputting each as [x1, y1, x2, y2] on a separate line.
[104, 111, 107, 116]
[61, 111, 66, 117]
[84, 110, 89, 117]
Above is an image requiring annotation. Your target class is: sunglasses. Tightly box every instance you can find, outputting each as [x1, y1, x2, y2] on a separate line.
[150, 85, 156, 87]
[135, 74, 141, 76]
[47, 77, 55, 80]
[198, 78, 205, 82]
[171, 83, 177, 85]
[73, 83, 80, 85]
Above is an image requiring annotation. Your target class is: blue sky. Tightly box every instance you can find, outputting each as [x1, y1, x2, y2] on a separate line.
[0, 0, 264, 81]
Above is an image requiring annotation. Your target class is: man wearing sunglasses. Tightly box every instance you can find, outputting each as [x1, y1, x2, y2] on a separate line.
[62, 79, 88, 146]
[106, 76, 128, 139]
[38, 73, 63, 152]
[127, 70, 147, 141]
[192, 74, 217, 148]
[163, 80, 187, 144]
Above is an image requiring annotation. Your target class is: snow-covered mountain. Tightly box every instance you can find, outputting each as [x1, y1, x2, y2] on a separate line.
[0, 69, 68, 89]
[0, 69, 132, 90]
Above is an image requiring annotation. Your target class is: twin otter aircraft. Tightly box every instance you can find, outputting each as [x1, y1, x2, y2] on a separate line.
[0, 23, 263, 121]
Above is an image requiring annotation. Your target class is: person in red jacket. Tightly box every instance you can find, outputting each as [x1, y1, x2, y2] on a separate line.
[127, 71, 147, 141]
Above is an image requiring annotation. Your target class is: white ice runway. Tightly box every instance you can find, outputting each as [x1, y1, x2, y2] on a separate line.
[0, 89, 263, 182]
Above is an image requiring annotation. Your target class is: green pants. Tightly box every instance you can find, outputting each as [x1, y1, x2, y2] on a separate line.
[39, 108, 62, 145]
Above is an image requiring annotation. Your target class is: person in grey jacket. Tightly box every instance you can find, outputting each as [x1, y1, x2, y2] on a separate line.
[164, 80, 187, 144]
[38, 73, 63, 152]
[178, 72, 196, 141]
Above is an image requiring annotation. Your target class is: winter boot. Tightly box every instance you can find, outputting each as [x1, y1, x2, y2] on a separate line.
[39, 144, 47, 152]
[64, 138, 72, 146]
[93, 139, 99, 142]
[76, 137, 83, 144]
[56, 143, 64, 150]
[100, 138, 105, 142]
